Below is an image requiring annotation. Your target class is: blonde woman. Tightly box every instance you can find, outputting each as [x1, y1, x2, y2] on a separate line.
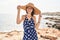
[16, 3, 42, 40]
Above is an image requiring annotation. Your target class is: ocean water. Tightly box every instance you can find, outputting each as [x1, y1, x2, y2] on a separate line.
[0, 14, 59, 32]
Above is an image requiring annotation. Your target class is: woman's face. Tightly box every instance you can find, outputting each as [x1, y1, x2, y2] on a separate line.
[26, 6, 33, 14]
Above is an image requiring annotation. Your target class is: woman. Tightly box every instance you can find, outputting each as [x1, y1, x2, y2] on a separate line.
[16, 3, 42, 40]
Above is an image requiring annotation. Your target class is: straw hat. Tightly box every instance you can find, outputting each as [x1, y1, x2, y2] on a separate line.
[18, 3, 41, 15]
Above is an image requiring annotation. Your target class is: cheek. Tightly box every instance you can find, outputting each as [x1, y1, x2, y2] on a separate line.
[30, 9, 33, 12]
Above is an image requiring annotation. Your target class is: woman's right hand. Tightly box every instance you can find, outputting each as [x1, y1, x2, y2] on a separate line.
[17, 5, 21, 14]
[17, 5, 21, 10]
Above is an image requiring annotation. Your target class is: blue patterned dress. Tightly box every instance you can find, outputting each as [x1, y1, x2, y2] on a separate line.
[23, 15, 38, 40]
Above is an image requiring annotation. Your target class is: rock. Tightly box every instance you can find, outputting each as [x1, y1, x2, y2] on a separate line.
[0, 28, 60, 40]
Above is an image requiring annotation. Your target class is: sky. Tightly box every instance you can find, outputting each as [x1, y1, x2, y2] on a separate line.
[0, 0, 60, 14]
[0, 0, 60, 32]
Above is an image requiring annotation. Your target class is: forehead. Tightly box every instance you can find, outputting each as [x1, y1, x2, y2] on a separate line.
[26, 6, 33, 9]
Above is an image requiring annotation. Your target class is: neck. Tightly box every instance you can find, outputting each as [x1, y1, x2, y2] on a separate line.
[27, 13, 31, 16]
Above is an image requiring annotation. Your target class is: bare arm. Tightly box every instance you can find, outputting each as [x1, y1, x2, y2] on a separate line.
[36, 13, 42, 29]
[16, 15, 25, 24]
[33, 16, 38, 29]
[16, 5, 25, 24]
[38, 13, 42, 23]
[33, 14, 42, 30]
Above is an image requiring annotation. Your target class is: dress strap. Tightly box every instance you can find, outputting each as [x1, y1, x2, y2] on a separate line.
[25, 15, 27, 18]
[25, 15, 27, 19]
[25, 15, 33, 20]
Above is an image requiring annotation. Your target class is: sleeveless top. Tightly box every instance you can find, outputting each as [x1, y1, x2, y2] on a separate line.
[23, 15, 38, 40]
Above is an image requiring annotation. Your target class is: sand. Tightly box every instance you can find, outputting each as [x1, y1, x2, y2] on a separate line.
[0, 28, 60, 40]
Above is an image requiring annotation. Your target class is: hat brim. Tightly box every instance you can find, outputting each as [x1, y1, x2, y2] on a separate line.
[21, 5, 41, 15]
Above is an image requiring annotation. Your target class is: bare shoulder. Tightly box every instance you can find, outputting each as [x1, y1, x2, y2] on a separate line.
[21, 14, 26, 19]
[22, 14, 27, 17]
[32, 16, 36, 24]
[32, 15, 36, 21]
[22, 15, 26, 17]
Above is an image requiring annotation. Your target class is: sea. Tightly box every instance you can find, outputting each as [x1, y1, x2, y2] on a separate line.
[0, 14, 60, 32]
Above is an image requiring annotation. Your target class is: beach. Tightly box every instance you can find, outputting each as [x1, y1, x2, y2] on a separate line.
[0, 27, 60, 40]
[0, 12, 60, 40]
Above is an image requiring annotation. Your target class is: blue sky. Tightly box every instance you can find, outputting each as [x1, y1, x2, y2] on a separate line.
[0, 0, 60, 14]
